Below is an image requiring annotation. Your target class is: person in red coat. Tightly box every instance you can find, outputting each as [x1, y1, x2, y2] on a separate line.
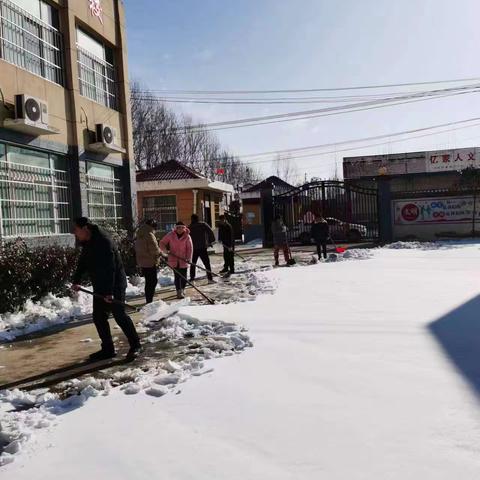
[159, 221, 193, 299]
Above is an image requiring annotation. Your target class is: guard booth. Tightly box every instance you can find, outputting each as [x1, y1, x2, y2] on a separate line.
[264, 180, 379, 246]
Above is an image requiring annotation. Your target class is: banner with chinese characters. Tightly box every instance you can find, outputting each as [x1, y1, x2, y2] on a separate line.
[393, 197, 480, 225]
[425, 148, 480, 173]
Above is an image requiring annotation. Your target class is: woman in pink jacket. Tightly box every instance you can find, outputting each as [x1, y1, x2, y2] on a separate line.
[159, 221, 193, 299]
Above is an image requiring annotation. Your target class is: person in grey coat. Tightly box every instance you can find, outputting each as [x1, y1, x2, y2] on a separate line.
[271, 214, 294, 266]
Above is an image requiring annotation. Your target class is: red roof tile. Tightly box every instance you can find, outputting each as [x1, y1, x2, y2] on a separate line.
[136, 160, 205, 182]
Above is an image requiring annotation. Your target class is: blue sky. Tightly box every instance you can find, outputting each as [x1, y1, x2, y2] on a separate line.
[124, 0, 480, 180]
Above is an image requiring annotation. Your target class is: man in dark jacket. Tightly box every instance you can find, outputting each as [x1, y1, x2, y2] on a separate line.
[72, 217, 141, 361]
[189, 214, 216, 284]
[311, 214, 329, 260]
[218, 215, 235, 276]
[271, 215, 293, 266]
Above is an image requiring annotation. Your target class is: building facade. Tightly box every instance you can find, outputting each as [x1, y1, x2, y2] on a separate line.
[136, 160, 234, 235]
[0, 0, 136, 245]
[344, 147, 480, 240]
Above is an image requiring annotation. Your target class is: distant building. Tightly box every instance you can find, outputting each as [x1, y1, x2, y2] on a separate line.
[344, 147, 480, 240]
[240, 175, 294, 242]
[0, 0, 136, 245]
[136, 160, 234, 233]
[342, 147, 479, 191]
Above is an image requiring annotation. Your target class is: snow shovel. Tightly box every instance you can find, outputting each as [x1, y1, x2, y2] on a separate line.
[329, 237, 346, 254]
[76, 287, 139, 311]
[160, 258, 216, 305]
[286, 245, 297, 266]
[222, 244, 247, 262]
[166, 251, 223, 279]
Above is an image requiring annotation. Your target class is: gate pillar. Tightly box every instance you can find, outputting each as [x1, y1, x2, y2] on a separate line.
[378, 176, 393, 243]
[261, 188, 274, 248]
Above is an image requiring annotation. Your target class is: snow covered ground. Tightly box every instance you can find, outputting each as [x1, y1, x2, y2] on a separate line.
[3, 243, 480, 478]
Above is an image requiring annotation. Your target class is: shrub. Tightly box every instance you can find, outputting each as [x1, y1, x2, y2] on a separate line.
[101, 225, 139, 277]
[0, 226, 138, 315]
[0, 240, 79, 314]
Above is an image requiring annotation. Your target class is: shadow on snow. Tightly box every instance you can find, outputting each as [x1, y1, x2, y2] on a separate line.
[428, 294, 480, 399]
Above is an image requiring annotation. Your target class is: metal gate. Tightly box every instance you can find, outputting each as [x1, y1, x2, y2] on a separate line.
[273, 181, 379, 244]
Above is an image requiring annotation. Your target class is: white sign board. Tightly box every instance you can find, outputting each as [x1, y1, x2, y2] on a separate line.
[425, 148, 480, 173]
[393, 196, 480, 225]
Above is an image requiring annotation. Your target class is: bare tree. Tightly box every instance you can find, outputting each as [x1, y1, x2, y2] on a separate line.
[274, 154, 300, 185]
[130, 82, 259, 186]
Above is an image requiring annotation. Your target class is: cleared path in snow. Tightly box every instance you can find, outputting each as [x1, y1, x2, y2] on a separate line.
[5, 246, 480, 479]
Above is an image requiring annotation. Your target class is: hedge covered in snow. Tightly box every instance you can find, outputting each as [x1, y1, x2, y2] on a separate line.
[0, 229, 138, 315]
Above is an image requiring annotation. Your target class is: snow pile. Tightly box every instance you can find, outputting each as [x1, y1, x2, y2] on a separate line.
[0, 292, 92, 342]
[341, 249, 374, 260]
[0, 301, 252, 466]
[0, 269, 176, 341]
[140, 299, 253, 354]
[0, 384, 107, 466]
[206, 271, 276, 304]
[386, 241, 441, 250]
[323, 249, 373, 262]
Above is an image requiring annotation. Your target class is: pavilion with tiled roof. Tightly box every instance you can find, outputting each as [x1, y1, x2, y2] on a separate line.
[136, 160, 234, 232]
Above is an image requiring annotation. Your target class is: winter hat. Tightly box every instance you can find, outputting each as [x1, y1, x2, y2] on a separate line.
[175, 221, 185, 226]
[145, 219, 158, 229]
[74, 217, 90, 228]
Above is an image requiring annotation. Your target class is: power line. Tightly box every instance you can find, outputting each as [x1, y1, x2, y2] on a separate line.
[242, 121, 480, 168]
[173, 118, 480, 166]
[230, 117, 480, 160]
[139, 76, 480, 95]
[167, 84, 480, 132]
[134, 88, 461, 105]
[299, 130, 480, 177]
[185, 88, 480, 133]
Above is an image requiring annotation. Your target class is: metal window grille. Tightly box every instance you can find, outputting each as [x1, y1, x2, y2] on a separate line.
[77, 46, 118, 110]
[142, 195, 177, 232]
[0, 157, 71, 238]
[0, 0, 64, 85]
[86, 172, 124, 228]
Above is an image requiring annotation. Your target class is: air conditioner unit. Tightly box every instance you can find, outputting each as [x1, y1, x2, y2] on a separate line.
[16, 94, 49, 126]
[3, 94, 59, 135]
[89, 123, 126, 154]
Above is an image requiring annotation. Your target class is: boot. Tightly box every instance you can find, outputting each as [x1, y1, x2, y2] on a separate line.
[207, 278, 217, 284]
[177, 289, 185, 299]
[89, 349, 116, 362]
[126, 343, 142, 362]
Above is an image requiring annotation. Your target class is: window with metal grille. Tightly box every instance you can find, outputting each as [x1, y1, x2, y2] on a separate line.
[77, 28, 117, 110]
[142, 195, 177, 232]
[0, 143, 71, 238]
[0, 0, 64, 85]
[86, 162, 124, 228]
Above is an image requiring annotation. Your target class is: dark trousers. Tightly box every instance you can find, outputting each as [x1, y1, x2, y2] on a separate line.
[274, 245, 291, 263]
[223, 248, 235, 273]
[174, 267, 188, 291]
[142, 266, 158, 303]
[316, 241, 327, 259]
[190, 249, 213, 281]
[92, 292, 140, 352]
